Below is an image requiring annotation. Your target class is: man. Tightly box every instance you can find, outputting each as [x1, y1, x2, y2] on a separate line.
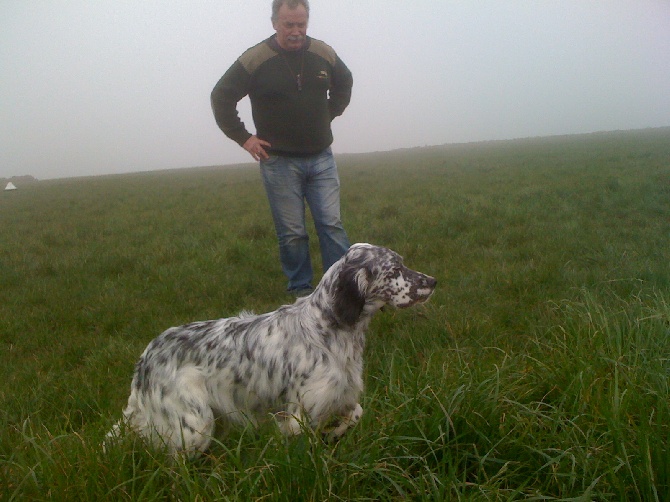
[211, 0, 353, 296]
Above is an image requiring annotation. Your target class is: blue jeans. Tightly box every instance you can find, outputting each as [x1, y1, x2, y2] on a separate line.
[260, 148, 350, 291]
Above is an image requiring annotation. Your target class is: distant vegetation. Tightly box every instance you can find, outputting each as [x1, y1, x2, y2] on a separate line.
[0, 174, 38, 188]
[1, 127, 669, 499]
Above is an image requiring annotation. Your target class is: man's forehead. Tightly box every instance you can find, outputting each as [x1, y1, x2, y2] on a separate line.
[278, 4, 308, 19]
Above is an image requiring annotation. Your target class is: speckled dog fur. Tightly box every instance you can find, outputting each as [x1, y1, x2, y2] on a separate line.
[106, 243, 436, 454]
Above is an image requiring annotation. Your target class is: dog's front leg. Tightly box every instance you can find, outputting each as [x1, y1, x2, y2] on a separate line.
[327, 403, 363, 440]
[276, 408, 306, 436]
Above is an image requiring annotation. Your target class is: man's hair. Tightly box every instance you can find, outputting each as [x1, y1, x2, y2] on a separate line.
[271, 0, 310, 23]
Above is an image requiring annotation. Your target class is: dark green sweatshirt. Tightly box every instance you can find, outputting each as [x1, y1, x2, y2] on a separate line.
[211, 36, 353, 157]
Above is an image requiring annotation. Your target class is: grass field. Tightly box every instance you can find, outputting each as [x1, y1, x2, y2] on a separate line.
[1, 127, 669, 500]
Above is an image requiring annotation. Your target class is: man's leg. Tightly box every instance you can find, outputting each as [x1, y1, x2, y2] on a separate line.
[305, 148, 350, 272]
[260, 156, 313, 291]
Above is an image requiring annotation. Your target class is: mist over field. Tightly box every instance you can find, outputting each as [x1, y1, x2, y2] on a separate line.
[1, 1, 669, 180]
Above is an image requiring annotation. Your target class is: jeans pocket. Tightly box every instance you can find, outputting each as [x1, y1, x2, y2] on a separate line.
[260, 155, 280, 166]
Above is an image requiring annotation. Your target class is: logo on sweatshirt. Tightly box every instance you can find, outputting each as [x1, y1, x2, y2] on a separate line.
[317, 70, 329, 80]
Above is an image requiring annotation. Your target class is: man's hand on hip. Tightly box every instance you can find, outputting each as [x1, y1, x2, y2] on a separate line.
[243, 136, 272, 161]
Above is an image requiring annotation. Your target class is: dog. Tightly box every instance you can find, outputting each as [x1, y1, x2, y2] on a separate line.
[106, 243, 436, 454]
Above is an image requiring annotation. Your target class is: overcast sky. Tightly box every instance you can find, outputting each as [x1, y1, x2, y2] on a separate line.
[1, 1, 669, 180]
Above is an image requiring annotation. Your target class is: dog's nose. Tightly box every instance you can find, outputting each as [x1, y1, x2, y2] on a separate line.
[426, 276, 437, 289]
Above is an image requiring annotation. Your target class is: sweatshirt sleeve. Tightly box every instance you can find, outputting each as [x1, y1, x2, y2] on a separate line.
[328, 56, 353, 120]
[211, 60, 253, 147]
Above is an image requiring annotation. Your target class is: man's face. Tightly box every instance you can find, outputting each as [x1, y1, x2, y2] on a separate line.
[273, 3, 308, 51]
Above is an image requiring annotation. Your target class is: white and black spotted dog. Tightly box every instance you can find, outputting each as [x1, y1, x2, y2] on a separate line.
[106, 243, 436, 454]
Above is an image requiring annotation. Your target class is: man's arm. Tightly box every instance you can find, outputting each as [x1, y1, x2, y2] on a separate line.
[328, 56, 353, 120]
[211, 61, 253, 147]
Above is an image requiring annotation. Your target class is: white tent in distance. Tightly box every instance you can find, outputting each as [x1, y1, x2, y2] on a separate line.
[5, 182, 17, 191]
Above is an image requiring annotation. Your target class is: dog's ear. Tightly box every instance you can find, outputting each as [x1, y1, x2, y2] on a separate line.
[333, 264, 368, 327]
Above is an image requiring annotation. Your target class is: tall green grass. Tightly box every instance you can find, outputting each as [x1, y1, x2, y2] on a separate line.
[1, 128, 669, 499]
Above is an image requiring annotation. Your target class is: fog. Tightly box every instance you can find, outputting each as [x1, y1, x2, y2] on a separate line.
[1, 1, 669, 180]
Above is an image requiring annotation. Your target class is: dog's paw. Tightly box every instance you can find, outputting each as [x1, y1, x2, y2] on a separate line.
[324, 403, 363, 441]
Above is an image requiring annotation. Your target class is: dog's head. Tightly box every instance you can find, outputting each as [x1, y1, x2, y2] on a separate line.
[332, 243, 437, 326]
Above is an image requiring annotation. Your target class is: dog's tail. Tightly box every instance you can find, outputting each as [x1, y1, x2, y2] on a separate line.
[102, 421, 122, 453]
[102, 390, 140, 453]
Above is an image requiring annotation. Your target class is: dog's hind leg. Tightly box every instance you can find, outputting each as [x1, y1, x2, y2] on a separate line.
[105, 368, 216, 455]
[172, 406, 215, 455]
[166, 367, 216, 454]
[129, 367, 216, 455]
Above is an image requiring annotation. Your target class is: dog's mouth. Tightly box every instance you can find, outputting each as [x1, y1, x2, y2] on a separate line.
[394, 288, 436, 308]
[409, 277, 437, 306]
